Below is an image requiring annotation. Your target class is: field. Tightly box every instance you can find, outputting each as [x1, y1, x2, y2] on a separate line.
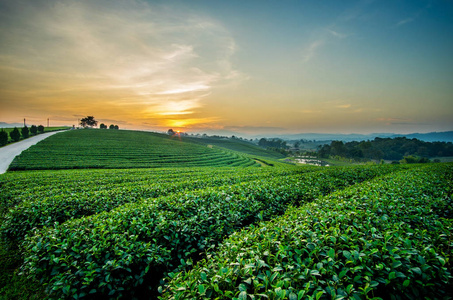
[8, 129, 262, 170]
[181, 135, 285, 160]
[0, 129, 452, 299]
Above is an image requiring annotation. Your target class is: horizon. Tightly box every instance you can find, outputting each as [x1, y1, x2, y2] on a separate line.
[1, 0, 452, 136]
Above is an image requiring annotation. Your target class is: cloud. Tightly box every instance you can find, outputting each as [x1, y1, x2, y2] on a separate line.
[395, 17, 415, 27]
[336, 104, 352, 109]
[394, 6, 427, 28]
[301, 40, 325, 63]
[327, 29, 349, 39]
[0, 0, 246, 128]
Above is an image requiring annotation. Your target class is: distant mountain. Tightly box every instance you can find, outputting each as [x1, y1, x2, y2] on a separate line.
[275, 131, 453, 143]
[272, 133, 394, 142]
[0, 122, 24, 128]
[392, 131, 453, 143]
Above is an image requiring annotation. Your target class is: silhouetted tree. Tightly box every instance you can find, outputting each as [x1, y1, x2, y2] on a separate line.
[38, 125, 45, 133]
[0, 129, 8, 146]
[21, 126, 29, 139]
[114, 125, 119, 130]
[100, 123, 107, 129]
[168, 129, 175, 135]
[80, 116, 98, 128]
[30, 125, 38, 135]
[10, 127, 20, 142]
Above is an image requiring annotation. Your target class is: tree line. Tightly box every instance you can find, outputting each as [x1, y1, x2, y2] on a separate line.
[80, 116, 119, 130]
[0, 125, 45, 146]
[318, 137, 453, 161]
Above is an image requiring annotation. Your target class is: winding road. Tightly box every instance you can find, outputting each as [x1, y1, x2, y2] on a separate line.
[0, 131, 63, 174]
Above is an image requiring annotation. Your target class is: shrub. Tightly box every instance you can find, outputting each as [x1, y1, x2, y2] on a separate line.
[30, 125, 38, 135]
[37, 125, 45, 133]
[0, 129, 8, 146]
[21, 126, 29, 139]
[9, 127, 20, 142]
[162, 164, 453, 299]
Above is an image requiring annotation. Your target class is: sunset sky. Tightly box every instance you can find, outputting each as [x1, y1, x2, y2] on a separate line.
[0, 0, 452, 136]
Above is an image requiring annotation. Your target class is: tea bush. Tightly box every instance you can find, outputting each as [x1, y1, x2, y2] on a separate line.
[1, 167, 311, 241]
[8, 130, 260, 170]
[163, 164, 453, 299]
[20, 165, 401, 299]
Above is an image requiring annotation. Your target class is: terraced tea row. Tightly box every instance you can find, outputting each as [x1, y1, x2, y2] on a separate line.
[163, 164, 453, 299]
[19, 165, 403, 299]
[8, 130, 260, 170]
[2, 166, 311, 241]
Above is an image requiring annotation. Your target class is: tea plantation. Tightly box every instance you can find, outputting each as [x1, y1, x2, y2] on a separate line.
[8, 129, 261, 170]
[0, 129, 451, 299]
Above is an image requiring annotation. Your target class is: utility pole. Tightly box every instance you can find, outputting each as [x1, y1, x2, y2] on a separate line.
[47, 118, 49, 127]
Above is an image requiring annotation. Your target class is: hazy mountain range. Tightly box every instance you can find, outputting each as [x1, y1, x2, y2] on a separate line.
[276, 131, 453, 143]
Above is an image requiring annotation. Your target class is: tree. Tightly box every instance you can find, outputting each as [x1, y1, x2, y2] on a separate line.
[258, 138, 267, 147]
[30, 125, 38, 135]
[80, 116, 98, 128]
[109, 124, 115, 130]
[100, 123, 107, 129]
[38, 125, 45, 133]
[21, 126, 29, 139]
[168, 129, 175, 136]
[10, 127, 20, 142]
[114, 125, 119, 130]
[0, 129, 8, 146]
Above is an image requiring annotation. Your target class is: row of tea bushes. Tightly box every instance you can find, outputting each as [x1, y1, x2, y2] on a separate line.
[2, 167, 312, 241]
[20, 165, 402, 299]
[162, 164, 453, 299]
[8, 130, 261, 170]
[1, 166, 308, 208]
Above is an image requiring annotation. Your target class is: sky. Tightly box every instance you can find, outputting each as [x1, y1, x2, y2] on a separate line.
[0, 0, 452, 136]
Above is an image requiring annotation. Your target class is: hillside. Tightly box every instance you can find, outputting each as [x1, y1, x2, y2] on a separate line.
[8, 129, 260, 170]
[181, 135, 285, 159]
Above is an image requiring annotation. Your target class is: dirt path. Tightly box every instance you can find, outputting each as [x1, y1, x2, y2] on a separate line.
[0, 131, 63, 174]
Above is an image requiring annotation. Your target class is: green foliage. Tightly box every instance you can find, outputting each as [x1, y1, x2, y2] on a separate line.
[0, 130, 7, 146]
[21, 126, 29, 139]
[0, 240, 46, 299]
[183, 135, 285, 159]
[163, 164, 453, 299]
[1, 167, 307, 242]
[14, 165, 400, 298]
[258, 138, 288, 149]
[9, 127, 21, 142]
[30, 125, 38, 135]
[400, 155, 431, 164]
[8, 130, 260, 170]
[319, 137, 453, 161]
[2, 157, 449, 299]
[37, 125, 45, 133]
